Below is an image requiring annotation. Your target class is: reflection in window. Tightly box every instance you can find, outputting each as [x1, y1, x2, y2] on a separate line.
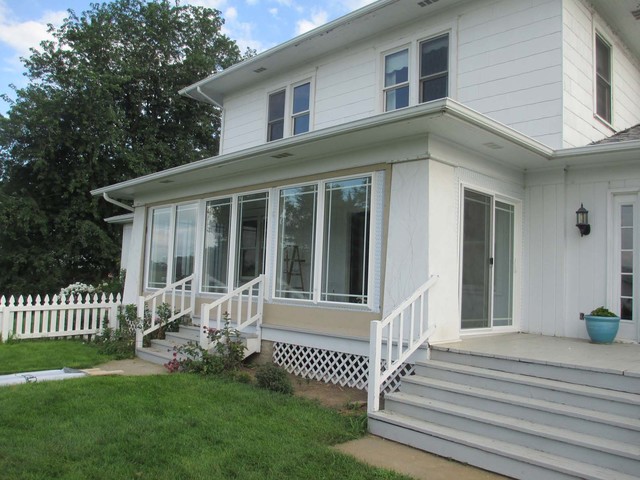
[236, 193, 268, 287]
[292, 82, 310, 135]
[595, 34, 612, 123]
[148, 207, 171, 288]
[202, 198, 232, 293]
[173, 204, 197, 282]
[268, 89, 286, 141]
[384, 49, 409, 111]
[322, 178, 371, 303]
[420, 34, 449, 103]
[276, 185, 317, 300]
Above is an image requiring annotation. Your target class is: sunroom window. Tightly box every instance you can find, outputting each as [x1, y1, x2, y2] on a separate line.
[202, 192, 269, 293]
[147, 203, 198, 289]
[275, 175, 373, 305]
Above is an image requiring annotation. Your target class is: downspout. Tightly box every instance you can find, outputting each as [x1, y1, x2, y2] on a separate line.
[102, 192, 134, 212]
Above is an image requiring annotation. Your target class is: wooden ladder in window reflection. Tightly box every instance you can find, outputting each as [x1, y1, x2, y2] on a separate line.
[285, 245, 305, 291]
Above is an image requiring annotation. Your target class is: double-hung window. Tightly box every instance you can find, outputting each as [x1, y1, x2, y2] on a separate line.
[147, 203, 198, 289]
[595, 33, 612, 124]
[267, 90, 286, 141]
[267, 81, 312, 141]
[384, 49, 409, 111]
[202, 192, 269, 293]
[275, 175, 373, 305]
[420, 33, 449, 103]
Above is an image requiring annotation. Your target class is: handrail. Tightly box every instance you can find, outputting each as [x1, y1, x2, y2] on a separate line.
[200, 275, 265, 350]
[135, 274, 196, 349]
[367, 275, 438, 413]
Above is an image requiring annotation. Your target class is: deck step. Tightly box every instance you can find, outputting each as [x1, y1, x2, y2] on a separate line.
[398, 376, 640, 443]
[369, 411, 639, 480]
[414, 360, 640, 418]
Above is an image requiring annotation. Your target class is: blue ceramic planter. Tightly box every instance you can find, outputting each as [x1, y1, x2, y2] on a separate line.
[584, 315, 620, 344]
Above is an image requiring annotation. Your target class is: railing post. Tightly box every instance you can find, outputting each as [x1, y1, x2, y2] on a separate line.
[368, 320, 382, 413]
[136, 296, 145, 350]
[200, 305, 209, 350]
[1, 304, 10, 342]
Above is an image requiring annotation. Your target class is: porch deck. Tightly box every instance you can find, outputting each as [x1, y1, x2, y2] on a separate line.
[433, 333, 640, 380]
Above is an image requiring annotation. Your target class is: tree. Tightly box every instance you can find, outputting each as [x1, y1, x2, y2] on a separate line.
[0, 0, 243, 295]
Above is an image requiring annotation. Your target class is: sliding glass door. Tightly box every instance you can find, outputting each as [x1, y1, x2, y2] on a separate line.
[461, 189, 515, 330]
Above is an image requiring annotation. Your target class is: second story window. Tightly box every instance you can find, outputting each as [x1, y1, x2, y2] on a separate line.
[595, 33, 612, 124]
[292, 82, 311, 135]
[384, 49, 409, 111]
[420, 33, 449, 103]
[268, 89, 286, 141]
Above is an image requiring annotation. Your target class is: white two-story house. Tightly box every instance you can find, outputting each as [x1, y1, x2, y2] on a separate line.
[93, 0, 640, 477]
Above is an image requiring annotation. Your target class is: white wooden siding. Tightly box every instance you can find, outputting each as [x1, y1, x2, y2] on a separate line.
[562, 0, 640, 148]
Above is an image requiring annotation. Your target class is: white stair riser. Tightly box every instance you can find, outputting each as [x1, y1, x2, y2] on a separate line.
[398, 381, 640, 444]
[429, 350, 640, 395]
[383, 397, 639, 476]
[368, 416, 579, 480]
[412, 365, 638, 418]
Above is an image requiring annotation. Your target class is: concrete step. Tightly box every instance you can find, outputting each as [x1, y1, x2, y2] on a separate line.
[430, 347, 640, 394]
[413, 360, 640, 418]
[398, 375, 640, 444]
[384, 392, 640, 476]
[369, 411, 639, 480]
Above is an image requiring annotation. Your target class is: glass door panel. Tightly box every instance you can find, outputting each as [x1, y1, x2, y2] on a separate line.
[461, 190, 491, 329]
[493, 202, 514, 326]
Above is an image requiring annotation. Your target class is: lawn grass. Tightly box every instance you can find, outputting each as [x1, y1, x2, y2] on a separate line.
[0, 339, 115, 375]
[0, 375, 409, 480]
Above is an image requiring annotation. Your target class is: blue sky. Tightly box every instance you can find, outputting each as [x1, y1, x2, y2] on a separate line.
[0, 0, 375, 113]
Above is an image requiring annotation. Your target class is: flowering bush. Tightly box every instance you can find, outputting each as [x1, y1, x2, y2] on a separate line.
[59, 282, 96, 297]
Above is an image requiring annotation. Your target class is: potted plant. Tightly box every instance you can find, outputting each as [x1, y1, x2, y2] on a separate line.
[584, 307, 620, 344]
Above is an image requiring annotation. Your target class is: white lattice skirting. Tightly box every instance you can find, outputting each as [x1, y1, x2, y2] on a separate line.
[273, 342, 414, 392]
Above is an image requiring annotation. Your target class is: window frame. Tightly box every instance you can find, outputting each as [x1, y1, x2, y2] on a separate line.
[594, 32, 613, 126]
[267, 88, 286, 142]
[200, 189, 270, 294]
[419, 32, 450, 104]
[272, 173, 378, 309]
[266, 78, 314, 142]
[144, 201, 199, 291]
[383, 46, 410, 112]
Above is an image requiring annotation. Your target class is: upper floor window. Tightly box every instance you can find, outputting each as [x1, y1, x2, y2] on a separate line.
[268, 89, 286, 141]
[384, 49, 409, 111]
[292, 82, 311, 135]
[267, 81, 312, 142]
[595, 34, 612, 124]
[420, 33, 449, 103]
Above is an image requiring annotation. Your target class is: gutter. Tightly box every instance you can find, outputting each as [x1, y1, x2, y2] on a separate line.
[102, 192, 134, 212]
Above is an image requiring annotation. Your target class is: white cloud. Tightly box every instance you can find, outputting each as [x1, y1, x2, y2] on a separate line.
[295, 9, 328, 35]
[0, 7, 66, 57]
[225, 6, 238, 21]
[268, 8, 278, 16]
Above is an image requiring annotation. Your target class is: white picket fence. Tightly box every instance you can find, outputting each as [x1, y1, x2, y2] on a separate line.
[0, 293, 122, 342]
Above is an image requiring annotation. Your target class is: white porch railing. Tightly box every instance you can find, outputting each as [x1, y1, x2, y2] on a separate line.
[136, 274, 196, 349]
[200, 275, 265, 350]
[1, 293, 122, 342]
[367, 275, 438, 413]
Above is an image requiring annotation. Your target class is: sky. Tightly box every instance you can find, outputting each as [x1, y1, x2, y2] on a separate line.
[0, 0, 376, 113]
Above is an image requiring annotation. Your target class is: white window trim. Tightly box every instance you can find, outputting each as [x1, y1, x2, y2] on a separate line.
[270, 172, 381, 311]
[457, 181, 522, 335]
[200, 189, 270, 296]
[377, 24, 457, 114]
[144, 201, 200, 291]
[381, 44, 412, 112]
[265, 77, 315, 142]
[593, 29, 614, 129]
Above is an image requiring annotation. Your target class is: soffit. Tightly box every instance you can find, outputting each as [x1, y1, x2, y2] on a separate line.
[589, 0, 640, 60]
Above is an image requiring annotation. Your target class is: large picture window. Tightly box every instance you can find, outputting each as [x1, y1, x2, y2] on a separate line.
[275, 175, 373, 305]
[202, 192, 269, 293]
[147, 204, 198, 289]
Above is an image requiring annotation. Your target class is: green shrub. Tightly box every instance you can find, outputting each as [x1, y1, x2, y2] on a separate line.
[255, 363, 293, 395]
[589, 306, 618, 317]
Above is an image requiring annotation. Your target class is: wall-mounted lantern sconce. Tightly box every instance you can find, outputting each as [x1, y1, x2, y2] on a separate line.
[576, 203, 591, 236]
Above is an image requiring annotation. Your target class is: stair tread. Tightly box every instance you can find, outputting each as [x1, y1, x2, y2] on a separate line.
[386, 391, 640, 458]
[370, 411, 639, 480]
[402, 375, 640, 429]
[418, 360, 640, 404]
